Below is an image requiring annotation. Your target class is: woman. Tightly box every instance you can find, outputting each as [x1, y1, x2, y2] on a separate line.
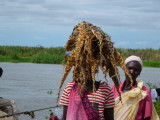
[112, 55, 159, 120]
[57, 21, 131, 120]
[60, 74, 115, 120]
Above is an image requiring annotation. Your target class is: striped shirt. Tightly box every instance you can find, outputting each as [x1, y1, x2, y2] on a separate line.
[59, 82, 115, 119]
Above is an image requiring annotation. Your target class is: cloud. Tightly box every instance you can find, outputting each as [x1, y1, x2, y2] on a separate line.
[0, 0, 160, 48]
[0, 0, 160, 30]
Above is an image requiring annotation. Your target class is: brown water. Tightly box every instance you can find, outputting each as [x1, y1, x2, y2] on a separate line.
[0, 62, 159, 120]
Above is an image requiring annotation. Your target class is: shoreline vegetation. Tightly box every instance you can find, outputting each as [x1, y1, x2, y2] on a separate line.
[0, 46, 160, 68]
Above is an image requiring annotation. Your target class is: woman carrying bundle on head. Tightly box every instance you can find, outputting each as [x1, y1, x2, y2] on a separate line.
[57, 21, 130, 120]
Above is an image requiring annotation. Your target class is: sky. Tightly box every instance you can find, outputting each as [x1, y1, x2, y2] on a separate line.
[0, 0, 160, 49]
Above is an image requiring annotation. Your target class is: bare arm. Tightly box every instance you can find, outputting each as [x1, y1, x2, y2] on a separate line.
[104, 108, 114, 120]
[62, 105, 68, 120]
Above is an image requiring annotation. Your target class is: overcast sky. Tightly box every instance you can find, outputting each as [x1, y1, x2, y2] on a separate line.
[0, 0, 160, 49]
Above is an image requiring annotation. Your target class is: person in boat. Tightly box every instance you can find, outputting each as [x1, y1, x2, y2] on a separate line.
[0, 67, 19, 120]
[57, 21, 132, 120]
[111, 55, 159, 120]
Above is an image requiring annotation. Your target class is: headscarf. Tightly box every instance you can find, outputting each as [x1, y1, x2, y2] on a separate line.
[124, 55, 143, 69]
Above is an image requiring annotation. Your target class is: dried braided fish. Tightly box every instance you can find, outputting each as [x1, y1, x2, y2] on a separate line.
[57, 21, 132, 101]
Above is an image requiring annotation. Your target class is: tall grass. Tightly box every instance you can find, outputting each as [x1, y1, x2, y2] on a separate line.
[117, 48, 160, 61]
[32, 55, 64, 64]
[0, 46, 65, 57]
[143, 60, 160, 68]
[154, 101, 160, 117]
[0, 46, 65, 64]
[0, 46, 159, 67]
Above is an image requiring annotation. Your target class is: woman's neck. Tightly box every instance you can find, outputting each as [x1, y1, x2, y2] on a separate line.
[123, 79, 137, 91]
[84, 81, 100, 93]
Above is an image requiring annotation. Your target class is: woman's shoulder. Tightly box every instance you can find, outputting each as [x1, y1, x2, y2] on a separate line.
[137, 80, 150, 92]
[66, 82, 75, 86]
[142, 85, 150, 93]
[64, 82, 75, 90]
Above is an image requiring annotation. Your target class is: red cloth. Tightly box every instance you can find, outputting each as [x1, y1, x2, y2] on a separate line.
[111, 80, 153, 120]
[49, 115, 58, 120]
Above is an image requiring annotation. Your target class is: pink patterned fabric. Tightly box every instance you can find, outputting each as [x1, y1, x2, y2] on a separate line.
[66, 83, 99, 120]
[60, 82, 115, 119]
[111, 80, 153, 120]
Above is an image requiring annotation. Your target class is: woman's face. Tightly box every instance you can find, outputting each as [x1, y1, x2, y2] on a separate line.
[126, 61, 142, 81]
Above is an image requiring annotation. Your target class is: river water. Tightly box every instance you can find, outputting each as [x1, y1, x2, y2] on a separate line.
[0, 62, 160, 120]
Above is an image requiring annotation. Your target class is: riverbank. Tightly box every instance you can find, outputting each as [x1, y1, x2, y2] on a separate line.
[0, 46, 160, 67]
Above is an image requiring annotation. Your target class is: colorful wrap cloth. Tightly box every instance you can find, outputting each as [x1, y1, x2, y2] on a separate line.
[113, 80, 159, 120]
[66, 82, 99, 120]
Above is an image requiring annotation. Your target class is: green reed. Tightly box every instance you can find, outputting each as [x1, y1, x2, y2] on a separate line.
[117, 48, 160, 61]
[143, 60, 160, 68]
[0, 46, 159, 67]
[32, 55, 64, 64]
[154, 101, 160, 117]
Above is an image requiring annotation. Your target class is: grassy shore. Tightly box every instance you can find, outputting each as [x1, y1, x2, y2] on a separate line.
[0, 46, 160, 67]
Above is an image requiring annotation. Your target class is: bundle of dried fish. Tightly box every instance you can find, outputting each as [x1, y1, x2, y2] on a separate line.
[57, 21, 132, 101]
